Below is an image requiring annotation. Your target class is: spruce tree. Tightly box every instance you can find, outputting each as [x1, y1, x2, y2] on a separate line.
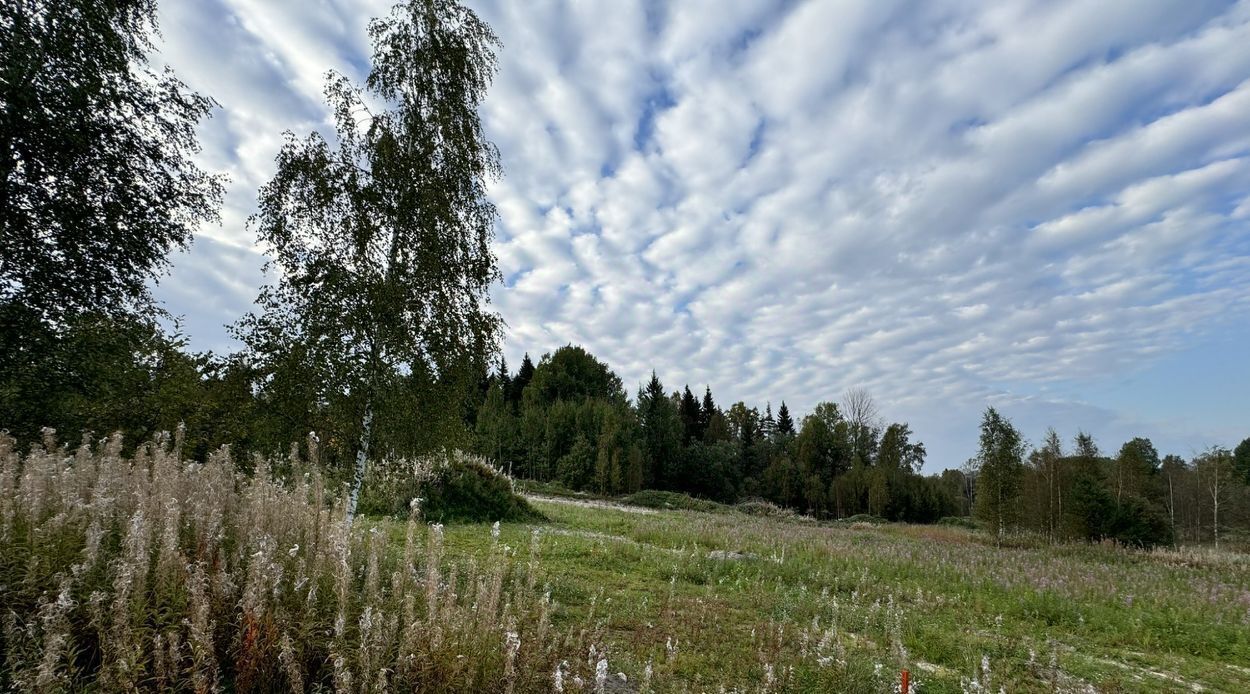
[509, 352, 535, 405]
[762, 403, 777, 441]
[679, 385, 701, 444]
[699, 386, 717, 440]
[776, 401, 795, 436]
[639, 372, 681, 487]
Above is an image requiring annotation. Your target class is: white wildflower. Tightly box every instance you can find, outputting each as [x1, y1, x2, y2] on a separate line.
[595, 658, 608, 693]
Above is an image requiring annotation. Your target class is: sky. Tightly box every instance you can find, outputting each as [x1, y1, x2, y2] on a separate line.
[151, 0, 1250, 471]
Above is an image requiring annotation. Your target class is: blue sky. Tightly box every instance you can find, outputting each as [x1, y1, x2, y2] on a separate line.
[152, 0, 1250, 470]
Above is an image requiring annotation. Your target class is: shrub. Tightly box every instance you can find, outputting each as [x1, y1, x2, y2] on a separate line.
[421, 453, 541, 524]
[840, 513, 886, 525]
[358, 450, 540, 523]
[938, 516, 979, 530]
[736, 499, 795, 518]
[622, 489, 727, 513]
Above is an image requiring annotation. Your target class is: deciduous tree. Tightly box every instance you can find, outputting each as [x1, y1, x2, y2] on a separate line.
[238, 0, 503, 520]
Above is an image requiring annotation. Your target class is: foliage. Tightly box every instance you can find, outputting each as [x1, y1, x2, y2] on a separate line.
[524, 345, 624, 407]
[421, 453, 539, 524]
[0, 309, 203, 445]
[1235, 437, 1250, 485]
[237, 0, 503, 518]
[621, 489, 727, 513]
[973, 407, 1027, 541]
[937, 515, 979, 529]
[0, 431, 577, 692]
[0, 0, 224, 323]
[356, 449, 538, 523]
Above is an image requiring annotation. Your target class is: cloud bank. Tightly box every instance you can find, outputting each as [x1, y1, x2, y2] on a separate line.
[154, 0, 1250, 468]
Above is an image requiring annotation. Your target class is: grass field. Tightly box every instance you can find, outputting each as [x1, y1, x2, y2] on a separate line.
[420, 494, 1250, 692]
[4, 438, 1247, 692]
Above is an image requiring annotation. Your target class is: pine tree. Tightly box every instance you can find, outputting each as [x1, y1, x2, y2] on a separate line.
[699, 386, 717, 440]
[509, 352, 534, 406]
[776, 401, 795, 437]
[679, 385, 701, 444]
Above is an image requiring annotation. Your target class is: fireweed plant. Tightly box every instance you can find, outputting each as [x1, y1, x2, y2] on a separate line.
[0, 430, 586, 692]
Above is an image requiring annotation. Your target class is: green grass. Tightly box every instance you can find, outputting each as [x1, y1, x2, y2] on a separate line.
[405, 496, 1250, 693]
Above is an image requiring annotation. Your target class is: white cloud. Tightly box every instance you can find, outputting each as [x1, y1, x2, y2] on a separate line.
[152, 0, 1250, 468]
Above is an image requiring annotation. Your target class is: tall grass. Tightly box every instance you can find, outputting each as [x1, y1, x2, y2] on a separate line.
[0, 429, 587, 692]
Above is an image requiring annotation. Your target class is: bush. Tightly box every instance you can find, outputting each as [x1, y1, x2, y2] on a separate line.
[358, 450, 540, 523]
[938, 516, 979, 529]
[736, 499, 795, 518]
[1108, 496, 1171, 549]
[840, 513, 886, 525]
[622, 489, 727, 513]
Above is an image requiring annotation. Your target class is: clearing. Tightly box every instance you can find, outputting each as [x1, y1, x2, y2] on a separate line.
[406, 495, 1250, 692]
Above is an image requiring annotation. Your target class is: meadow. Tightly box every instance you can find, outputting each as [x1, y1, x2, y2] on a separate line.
[2, 434, 1247, 692]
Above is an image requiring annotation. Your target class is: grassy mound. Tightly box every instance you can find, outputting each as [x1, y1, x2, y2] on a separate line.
[937, 515, 979, 529]
[359, 450, 540, 523]
[621, 489, 727, 513]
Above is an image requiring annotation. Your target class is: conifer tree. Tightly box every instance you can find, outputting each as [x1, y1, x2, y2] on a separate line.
[639, 372, 681, 486]
[762, 403, 777, 441]
[679, 385, 701, 444]
[776, 401, 795, 437]
[509, 352, 534, 405]
[699, 386, 717, 440]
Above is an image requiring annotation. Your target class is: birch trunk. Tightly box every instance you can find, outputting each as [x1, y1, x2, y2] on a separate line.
[346, 403, 374, 522]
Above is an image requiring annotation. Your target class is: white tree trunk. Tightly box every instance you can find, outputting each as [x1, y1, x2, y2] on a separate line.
[1167, 472, 1176, 547]
[1211, 477, 1220, 549]
[346, 403, 374, 523]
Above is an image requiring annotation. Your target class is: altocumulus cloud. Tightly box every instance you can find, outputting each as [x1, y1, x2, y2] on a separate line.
[153, 0, 1250, 468]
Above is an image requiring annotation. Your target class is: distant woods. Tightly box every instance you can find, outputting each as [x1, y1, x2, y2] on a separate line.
[462, 347, 1250, 547]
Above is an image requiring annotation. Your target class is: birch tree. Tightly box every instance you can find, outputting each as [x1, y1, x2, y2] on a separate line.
[239, 0, 502, 521]
[973, 407, 1027, 545]
[1195, 447, 1233, 548]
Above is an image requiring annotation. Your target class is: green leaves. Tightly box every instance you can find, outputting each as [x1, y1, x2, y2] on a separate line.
[0, 0, 224, 322]
[238, 0, 504, 467]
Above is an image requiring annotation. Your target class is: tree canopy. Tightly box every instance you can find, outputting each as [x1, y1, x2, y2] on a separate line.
[0, 0, 224, 322]
[236, 0, 503, 519]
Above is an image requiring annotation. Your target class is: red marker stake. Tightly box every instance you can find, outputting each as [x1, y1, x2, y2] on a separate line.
[901, 669, 910, 694]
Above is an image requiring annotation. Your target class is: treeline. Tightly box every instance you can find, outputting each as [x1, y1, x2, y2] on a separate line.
[0, 308, 473, 467]
[466, 345, 964, 523]
[3, 0, 1248, 545]
[971, 408, 1250, 548]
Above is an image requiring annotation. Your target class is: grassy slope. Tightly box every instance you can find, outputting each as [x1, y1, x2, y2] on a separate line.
[412, 498, 1250, 693]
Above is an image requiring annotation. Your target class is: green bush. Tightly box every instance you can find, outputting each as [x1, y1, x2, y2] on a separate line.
[736, 499, 794, 517]
[622, 489, 727, 513]
[937, 516, 979, 529]
[423, 455, 541, 524]
[839, 513, 886, 525]
[359, 450, 540, 523]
